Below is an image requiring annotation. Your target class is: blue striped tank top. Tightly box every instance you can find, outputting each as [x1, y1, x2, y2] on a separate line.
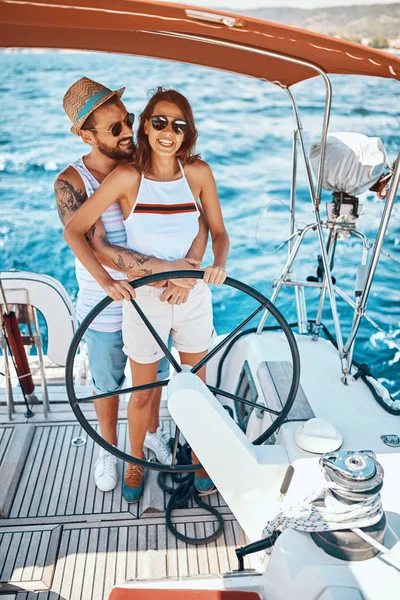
[70, 158, 127, 332]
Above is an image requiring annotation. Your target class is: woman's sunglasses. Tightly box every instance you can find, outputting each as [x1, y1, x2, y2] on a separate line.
[149, 115, 189, 136]
[91, 112, 135, 137]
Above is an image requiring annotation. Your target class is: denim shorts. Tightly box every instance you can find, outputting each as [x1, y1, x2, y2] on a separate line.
[83, 328, 170, 395]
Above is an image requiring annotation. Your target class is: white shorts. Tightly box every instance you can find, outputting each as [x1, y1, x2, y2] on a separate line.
[122, 280, 215, 364]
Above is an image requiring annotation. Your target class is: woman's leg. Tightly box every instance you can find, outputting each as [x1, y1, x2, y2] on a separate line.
[178, 351, 207, 382]
[178, 350, 214, 492]
[127, 359, 159, 459]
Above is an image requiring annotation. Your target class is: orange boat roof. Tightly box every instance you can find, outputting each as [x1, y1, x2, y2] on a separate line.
[1, 0, 400, 87]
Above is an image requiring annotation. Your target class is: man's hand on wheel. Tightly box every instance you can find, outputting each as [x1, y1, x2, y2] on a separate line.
[101, 278, 135, 301]
[160, 281, 191, 305]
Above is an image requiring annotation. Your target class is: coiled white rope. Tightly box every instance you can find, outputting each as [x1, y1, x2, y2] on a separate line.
[262, 483, 400, 569]
[263, 483, 383, 536]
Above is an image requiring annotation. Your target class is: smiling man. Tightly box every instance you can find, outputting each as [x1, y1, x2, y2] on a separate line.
[55, 77, 207, 494]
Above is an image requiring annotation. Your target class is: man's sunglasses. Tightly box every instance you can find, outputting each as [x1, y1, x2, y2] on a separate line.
[90, 112, 135, 137]
[149, 115, 189, 136]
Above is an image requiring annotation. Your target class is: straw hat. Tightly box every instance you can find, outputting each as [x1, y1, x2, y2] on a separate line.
[63, 77, 125, 135]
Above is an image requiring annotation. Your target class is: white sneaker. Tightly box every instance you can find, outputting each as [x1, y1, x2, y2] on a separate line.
[94, 448, 118, 492]
[144, 428, 173, 465]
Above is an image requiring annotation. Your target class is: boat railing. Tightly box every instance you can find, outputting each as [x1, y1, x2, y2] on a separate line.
[256, 156, 400, 383]
[0, 272, 78, 419]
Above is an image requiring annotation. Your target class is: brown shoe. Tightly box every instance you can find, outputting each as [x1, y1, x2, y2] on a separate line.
[192, 450, 215, 493]
[122, 463, 144, 503]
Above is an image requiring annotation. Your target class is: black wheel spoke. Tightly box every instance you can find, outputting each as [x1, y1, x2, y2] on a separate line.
[191, 305, 265, 374]
[208, 385, 281, 416]
[171, 425, 180, 466]
[130, 298, 182, 373]
[76, 379, 168, 404]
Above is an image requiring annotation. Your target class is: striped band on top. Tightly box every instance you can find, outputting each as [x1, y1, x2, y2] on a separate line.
[134, 203, 197, 214]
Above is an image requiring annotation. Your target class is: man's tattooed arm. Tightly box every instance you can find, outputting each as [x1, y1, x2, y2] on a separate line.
[55, 171, 99, 243]
[96, 233, 154, 278]
[54, 175, 88, 226]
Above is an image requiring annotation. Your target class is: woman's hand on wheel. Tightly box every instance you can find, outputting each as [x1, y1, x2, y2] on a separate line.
[101, 278, 135, 301]
[203, 265, 227, 285]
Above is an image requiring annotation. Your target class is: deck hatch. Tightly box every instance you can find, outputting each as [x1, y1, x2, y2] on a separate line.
[0, 525, 62, 592]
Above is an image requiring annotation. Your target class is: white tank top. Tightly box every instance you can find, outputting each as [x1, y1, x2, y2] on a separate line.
[70, 158, 127, 332]
[124, 160, 200, 261]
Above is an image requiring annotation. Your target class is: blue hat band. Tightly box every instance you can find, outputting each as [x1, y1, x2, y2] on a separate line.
[77, 88, 112, 121]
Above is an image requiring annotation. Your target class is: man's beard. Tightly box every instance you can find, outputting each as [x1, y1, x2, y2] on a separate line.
[97, 137, 135, 160]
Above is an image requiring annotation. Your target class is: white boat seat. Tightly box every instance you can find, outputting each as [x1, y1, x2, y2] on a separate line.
[258, 361, 314, 421]
[0, 271, 77, 366]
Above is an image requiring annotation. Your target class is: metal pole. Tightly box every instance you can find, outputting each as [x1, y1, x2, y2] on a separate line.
[344, 229, 371, 373]
[0, 279, 15, 419]
[31, 306, 50, 416]
[314, 229, 338, 333]
[288, 128, 298, 270]
[343, 153, 400, 355]
[257, 223, 316, 332]
[294, 285, 308, 334]
[285, 88, 317, 205]
[286, 88, 348, 373]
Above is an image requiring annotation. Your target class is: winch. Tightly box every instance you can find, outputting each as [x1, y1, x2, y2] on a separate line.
[311, 450, 386, 561]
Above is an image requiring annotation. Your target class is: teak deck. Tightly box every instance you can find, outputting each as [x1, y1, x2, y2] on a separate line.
[0, 390, 250, 600]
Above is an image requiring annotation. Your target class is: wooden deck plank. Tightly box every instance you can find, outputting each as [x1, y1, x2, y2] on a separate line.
[176, 522, 189, 577]
[47, 426, 74, 517]
[216, 524, 230, 575]
[65, 436, 87, 516]
[31, 530, 51, 583]
[79, 528, 98, 600]
[68, 529, 88, 600]
[12, 531, 33, 583]
[6, 428, 38, 518]
[0, 425, 35, 518]
[20, 428, 51, 519]
[165, 518, 178, 578]
[136, 524, 148, 579]
[29, 426, 59, 518]
[21, 530, 42, 582]
[0, 532, 12, 578]
[126, 525, 138, 580]
[38, 427, 69, 518]
[203, 522, 219, 574]
[185, 522, 199, 575]
[42, 527, 63, 591]
[49, 528, 68, 599]
[103, 526, 118, 600]
[56, 424, 81, 517]
[57, 529, 77, 600]
[91, 527, 108, 599]
[195, 523, 210, 574]
[115, 526, 128, 589]
[1, 531, 23, 582]
[0, 426, 13, 466]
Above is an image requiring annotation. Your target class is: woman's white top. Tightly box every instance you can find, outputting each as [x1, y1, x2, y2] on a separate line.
[124, 160, 200, 261]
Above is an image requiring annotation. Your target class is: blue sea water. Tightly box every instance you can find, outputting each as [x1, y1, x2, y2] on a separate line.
[0, 50, 399, 396]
